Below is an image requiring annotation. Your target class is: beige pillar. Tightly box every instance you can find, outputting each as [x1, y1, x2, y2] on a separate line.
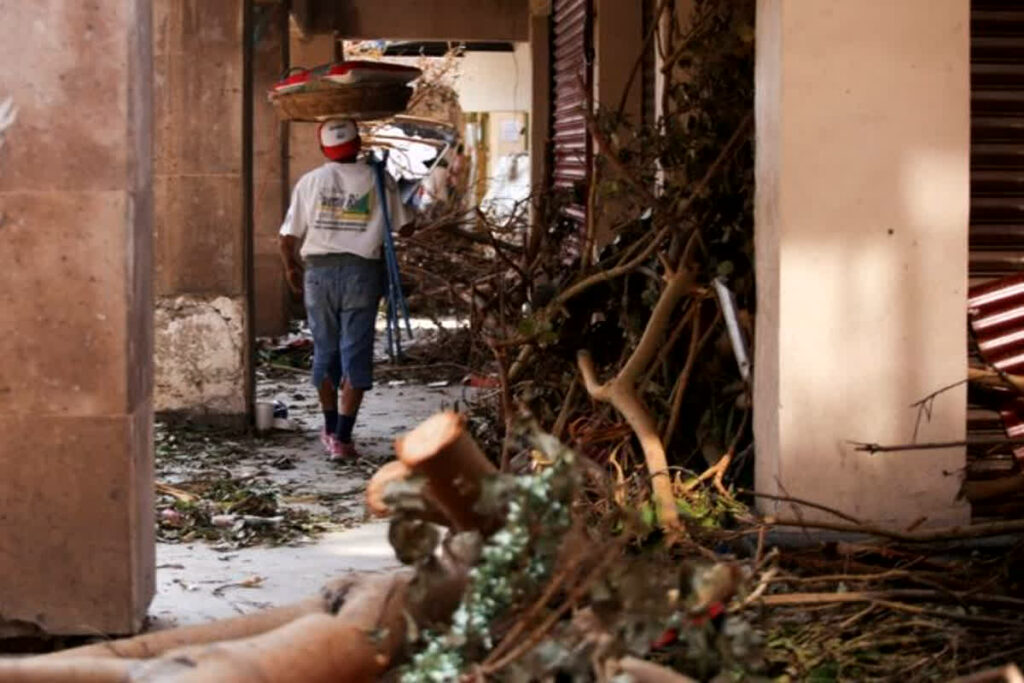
[0, 0, 154, 634]
[592, 0, 644, 247]
[153, 0, 250, 421]
[529, 0, 551, 208]
[288, 30, 335, 189]
[254, 4, 290, 337]
[316, 0, 529, 41]
[754, 0, 970, 527]
[594, 0, 643, 124]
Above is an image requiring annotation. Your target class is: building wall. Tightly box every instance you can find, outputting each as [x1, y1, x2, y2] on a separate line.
[253, 4, 290, 337]
[0, 0, 154, 635]
[754, 0, 970, 526]
[288, 30, 335, 194]
[153, 0, 249, 419]
[301, 0, 529, 42]
[458, 44, 532, 113]
[592, 0, 644, 246]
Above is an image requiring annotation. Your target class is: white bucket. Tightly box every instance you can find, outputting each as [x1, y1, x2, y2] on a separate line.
[254, 402, 275, 433]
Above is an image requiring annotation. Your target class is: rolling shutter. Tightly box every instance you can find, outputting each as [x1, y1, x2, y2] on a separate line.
[550, 0, 593, 226]
[967, 0, 1024, 517]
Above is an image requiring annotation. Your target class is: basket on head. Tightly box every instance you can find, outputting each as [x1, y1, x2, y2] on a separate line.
[270, 82, 414, 122]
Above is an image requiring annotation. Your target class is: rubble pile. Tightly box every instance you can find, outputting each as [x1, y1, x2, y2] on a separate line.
[13, 414, 1024, 681]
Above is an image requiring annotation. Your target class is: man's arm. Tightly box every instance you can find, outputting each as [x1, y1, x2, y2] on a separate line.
[386, 176, 416, 237]
[279, 234, 303, 295]
[279, 181, 307, 295]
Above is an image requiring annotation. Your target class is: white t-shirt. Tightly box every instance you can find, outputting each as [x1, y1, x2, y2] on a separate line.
[279, 161, 410, 260]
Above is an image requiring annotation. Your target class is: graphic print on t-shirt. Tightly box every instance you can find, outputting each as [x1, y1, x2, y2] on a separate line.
[313, 189, 374, 231]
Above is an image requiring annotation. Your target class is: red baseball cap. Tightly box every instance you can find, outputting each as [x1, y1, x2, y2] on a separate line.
[318, 118, 361, 161]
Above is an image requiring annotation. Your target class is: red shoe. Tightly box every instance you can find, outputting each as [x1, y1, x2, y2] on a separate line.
[329, 440, 359, 461]
[320, 430, 338, 455]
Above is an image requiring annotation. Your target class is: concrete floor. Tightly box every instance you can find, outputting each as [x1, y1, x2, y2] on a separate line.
[150, 322, 473, 628]
[151, 524, 396, 626]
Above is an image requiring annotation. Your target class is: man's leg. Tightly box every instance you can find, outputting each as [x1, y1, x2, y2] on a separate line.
[336, 303, 378, 448]
[336, 379, 364, 444]
[305, 268, 343, 451]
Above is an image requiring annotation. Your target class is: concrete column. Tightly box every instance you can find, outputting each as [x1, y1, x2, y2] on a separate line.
[594, 0, 643, 124]
[754, 0, 970, 527]
[153, 0, 250, 421]
[593, 0, 644, 246]
[253, 4, 290, 337]
[0, 0, 154, 634]
[529, 0, 551, 209]
[288, 30, 335, 189]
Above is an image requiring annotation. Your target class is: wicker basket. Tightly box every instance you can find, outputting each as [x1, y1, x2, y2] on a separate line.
[270, 83, 413, 122]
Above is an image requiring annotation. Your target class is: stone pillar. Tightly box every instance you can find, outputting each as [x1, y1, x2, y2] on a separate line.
[288, 30, 335, 188]
[754, 0, 970, 527]
[153, 0, 250, 422]
[0, 0, 154, 634]
[594, 0, 643, 124]
[593, 0, 644, 248]
[529, 0, 551, 213]
[253, 4, 290, 337]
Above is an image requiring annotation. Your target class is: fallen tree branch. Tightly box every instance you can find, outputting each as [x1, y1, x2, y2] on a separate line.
[763, 516, 1024, 542]
[757, 591, 1024, 628]
[578, 265, 697, 531]
[735, 489, 864, 525]
[612, 657, 699, 683]
[850, 437, 1024, 453]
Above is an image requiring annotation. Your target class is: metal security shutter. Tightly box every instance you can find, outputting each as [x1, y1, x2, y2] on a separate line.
[967, 0, 1024, 516]
[970, 0, 1024, 280]
[550, 0, 593, 225]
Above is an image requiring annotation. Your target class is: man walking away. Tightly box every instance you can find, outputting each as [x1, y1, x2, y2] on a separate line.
[278, 118, 411, 459]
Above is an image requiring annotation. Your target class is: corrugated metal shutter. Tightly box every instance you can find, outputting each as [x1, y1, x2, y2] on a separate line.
[967, 0, 1024, 514]
[970, 0, 1024, 280]
[550, 0, 593, 225]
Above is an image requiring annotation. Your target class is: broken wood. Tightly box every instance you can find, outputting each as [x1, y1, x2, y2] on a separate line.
[22, 558, 472, 682]
[968, 366, 1024, 394]
[577, 264, 696, 531]
[395, 411, 499, 532]
[0, 658, 137, 683]
[42, 589, 337, 661]
[365, 459, 450, 525]
[764, 515, 1024, 542]
[366, 459, 412, 517]
[613, 657, 699, 683]
[135, 572, 412, 683]
[962, 473, 1024, 502]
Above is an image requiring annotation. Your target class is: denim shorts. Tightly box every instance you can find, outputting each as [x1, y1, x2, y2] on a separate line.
[304, 254, 384, 391]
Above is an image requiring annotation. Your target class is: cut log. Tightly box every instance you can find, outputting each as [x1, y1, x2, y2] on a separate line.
[612, 657, 698, 683]
[365, 459, 449, 526]
[395, 411, 499, 532]
[0, 657, 138, 683]
[136, 572, 413, 683]
[366, 460, 413, 517]
[20, 561, 471, 682]
[42, 597, 326, 661]
[41, 576, 369, 662]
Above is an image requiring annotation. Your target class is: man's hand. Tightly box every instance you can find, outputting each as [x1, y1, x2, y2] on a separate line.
[286, 266, 304, 296]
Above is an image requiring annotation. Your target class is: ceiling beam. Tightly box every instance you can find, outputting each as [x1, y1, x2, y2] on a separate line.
[297, 0, 529, 41]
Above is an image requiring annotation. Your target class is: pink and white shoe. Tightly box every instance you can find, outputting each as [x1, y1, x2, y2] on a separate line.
[320, 430, 339, 455]
[329, 440, 360, 461]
